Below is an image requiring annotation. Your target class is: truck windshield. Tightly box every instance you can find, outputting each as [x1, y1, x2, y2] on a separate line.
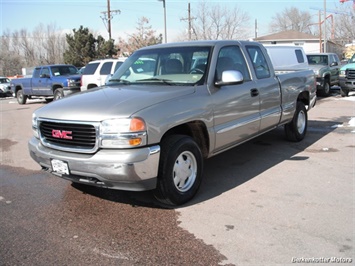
[307, 55, 328, 65]
[108, 46, 211, 85]
[50, 66, 79, 76]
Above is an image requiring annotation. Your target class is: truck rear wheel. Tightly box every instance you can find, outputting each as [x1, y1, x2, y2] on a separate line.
[284, 102, 307, 142]
[16, 89, 27, 105]
[154, 135, 203, 206]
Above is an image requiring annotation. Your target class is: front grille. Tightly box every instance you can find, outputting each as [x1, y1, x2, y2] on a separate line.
[347, 69, 355, 80]
[39, 120, 97, 152]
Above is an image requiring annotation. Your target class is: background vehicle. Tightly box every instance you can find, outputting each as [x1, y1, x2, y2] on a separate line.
[80, 58, 126, 91]
[10, 65, 81, 104]
[306, 53, 341, 97]
[28, 40, 316, 206]
[0, 76, 13, 97]
[339, 53, 355, 97]
[264, 45, 309, 72]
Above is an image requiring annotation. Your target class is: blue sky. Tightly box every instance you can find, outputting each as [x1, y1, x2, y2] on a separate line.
[0, 0, 347, 42]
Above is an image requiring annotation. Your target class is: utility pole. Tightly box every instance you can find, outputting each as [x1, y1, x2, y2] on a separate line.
[101, 0, 121, 40]
[180, 2, 196, 40]
[323, 0, 327, 52]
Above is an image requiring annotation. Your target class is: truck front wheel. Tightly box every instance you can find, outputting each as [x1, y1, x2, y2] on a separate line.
[284, 102, 307, 142]
[154, 135, 203, 206]
[16, 89, 27, 105]
[53, 88, 64, 100]
[340, 88, 349, 97]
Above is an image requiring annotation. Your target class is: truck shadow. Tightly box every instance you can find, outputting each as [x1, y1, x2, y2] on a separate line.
[71, 118, 344, 209]
[184, 119, 343, 207]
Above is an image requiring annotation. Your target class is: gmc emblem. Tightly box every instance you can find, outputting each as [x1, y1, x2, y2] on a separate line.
[52, 129, 73, 140]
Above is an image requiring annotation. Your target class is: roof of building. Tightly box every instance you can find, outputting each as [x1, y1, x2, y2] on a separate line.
[255, 30, 320, 41]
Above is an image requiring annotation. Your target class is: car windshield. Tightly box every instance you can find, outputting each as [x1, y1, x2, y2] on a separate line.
[307, 55, 328, 65]
[50, 66, 79, 76]
[107, 46, 211, 86]
[0, 78, 10, 83]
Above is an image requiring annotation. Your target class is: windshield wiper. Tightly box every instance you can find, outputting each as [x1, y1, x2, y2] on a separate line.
[136, 78, 174, 85]
[108, 78, 131, 84]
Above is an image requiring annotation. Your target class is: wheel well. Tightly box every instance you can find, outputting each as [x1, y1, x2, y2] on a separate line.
[88, 84, 98, 89]
[14, 85, 22, 94]
[52, 85, 63, 92]
[297, 91, 310, 109]
[161, 121, 209, 158]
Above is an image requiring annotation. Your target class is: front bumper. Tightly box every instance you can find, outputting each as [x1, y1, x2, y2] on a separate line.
[339, 77, 355, 91]
[63, 86, 81, 96]
[28, 137, 160, 191]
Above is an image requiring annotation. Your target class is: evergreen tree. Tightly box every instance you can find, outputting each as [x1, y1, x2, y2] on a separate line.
[63, 26, 96, 67]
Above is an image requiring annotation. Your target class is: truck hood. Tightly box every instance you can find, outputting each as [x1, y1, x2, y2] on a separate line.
[308, 65, 326, 74]
[340, 63, 355, 71]
[35, 85, 196, 121]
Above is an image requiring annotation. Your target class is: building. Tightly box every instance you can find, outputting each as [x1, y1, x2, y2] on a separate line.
[254, 30, 344, 59]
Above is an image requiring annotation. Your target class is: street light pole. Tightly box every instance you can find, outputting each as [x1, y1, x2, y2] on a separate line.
[158, 0, 167, 43]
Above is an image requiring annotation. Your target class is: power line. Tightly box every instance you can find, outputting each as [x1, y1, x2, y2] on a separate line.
[101, 0, 120, 40]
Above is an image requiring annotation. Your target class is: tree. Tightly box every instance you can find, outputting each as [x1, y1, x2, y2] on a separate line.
[96, 36, 117, 59]
[63, 26, 118, 66]
[116, 17, 163, 56]
[269, 7, 313, 33]
[182, 2, 250, 41]
[334, 7, 355, 42]
[63, 26, 97, 66]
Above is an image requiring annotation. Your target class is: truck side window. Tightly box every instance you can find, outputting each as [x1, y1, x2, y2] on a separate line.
[246, 46, 271, 79]
[41, 67, 50, 77]
[216, 46, 250, 81]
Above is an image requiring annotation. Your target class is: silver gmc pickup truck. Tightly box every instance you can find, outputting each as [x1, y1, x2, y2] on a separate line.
[29, 40, 316, 206]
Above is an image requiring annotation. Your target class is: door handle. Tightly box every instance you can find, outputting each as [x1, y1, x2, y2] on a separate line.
[250, 88, 259, 97]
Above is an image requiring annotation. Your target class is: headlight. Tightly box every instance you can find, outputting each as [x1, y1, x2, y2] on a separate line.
[32, 113, 39, 139]
[339, 70, 346, 77]
[67, 79, 76, 86]
[99, 118, 147, 148]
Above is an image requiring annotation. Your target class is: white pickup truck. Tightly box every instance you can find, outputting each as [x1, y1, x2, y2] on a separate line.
[29, 40, 316, 206]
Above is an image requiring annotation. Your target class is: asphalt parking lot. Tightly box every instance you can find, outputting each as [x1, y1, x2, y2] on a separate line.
[0, 90, 354, 265]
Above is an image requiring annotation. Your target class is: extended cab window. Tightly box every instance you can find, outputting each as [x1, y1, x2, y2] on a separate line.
[33, 68, 41, 78]
[246, 46, 271, 79]
[216, 46, 250, 81]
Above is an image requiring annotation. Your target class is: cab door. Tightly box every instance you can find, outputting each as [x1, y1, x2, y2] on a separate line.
[245, 45, 282, 133]
[211, 45, 261, 152]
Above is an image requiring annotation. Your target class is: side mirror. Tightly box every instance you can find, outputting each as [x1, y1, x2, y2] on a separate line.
[215, 70, 244, 86]
[40, 74, 49, 78]
[330, 62, 338, 67]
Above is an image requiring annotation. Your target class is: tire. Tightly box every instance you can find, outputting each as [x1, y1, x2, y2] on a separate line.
[284, 102, 307, 142]
[154, 135, 203, 206]
[53, 88, 64, 101]
[340, 88, 349, 97]
[318, 81, 330, 97]
[16, 89, 27, 105]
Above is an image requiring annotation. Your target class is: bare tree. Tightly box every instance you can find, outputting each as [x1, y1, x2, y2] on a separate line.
[188, 2, 250, 40]
[116, 17, 162, 56]
[334, 8, 355, 42]
[0, 30, 23, 76]
[269, 7, 313, 33]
